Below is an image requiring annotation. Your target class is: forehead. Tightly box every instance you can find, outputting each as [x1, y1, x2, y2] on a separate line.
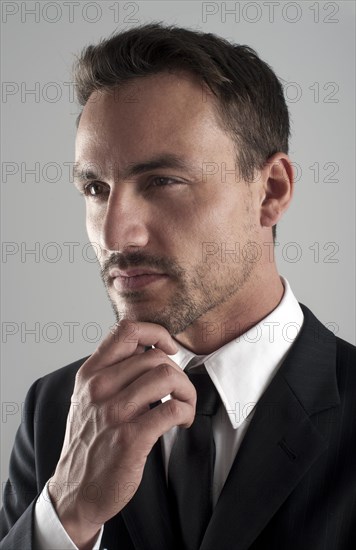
[75, 71, 229, 166]
[78, 70, 215, 124]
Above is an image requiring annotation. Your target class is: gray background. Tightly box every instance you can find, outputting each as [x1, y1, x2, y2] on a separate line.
[1, 0, 355, 492]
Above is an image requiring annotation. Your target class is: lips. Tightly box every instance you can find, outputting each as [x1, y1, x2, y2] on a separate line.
[109, 268, 165, 278]
[109, 268, 169, 290]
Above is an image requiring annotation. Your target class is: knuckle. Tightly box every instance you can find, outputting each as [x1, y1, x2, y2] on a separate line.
[120, 400, 140, 422]
[157, 363, 174, 379]
[74, 365, 88, 388]
[87, 375, 104, 402]
[119, 320, 139, 343]
[187, 383, 197, 404]
[186, 405, 196, 427]
[165, 399, 182, 419]
[93, 337, 108, 356]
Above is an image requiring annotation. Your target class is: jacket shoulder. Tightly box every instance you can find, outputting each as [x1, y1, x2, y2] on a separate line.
[334, 335, 356, 387]
[335, 334, 356, 355]
[35, 355, 90, 401]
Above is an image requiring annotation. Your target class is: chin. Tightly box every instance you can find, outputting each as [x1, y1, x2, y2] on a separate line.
[112, 300, 159, 323]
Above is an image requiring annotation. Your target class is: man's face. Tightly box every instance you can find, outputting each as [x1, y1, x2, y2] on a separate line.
[74, 71, 264, 336]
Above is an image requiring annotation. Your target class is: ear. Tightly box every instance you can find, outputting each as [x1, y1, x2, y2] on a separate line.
[259, 153, 294, 228]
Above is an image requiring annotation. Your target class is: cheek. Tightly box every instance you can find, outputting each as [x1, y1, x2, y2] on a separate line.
[155, 209, 222, 266]
[85, 209, 103, 245]
[190, 198, 240, 240]
[85, 214, 95, 240]
[160, 192, 231, 239]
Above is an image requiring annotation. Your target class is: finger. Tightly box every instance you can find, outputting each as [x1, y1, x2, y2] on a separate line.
[82, 321, 179, 373]
[133, 344, 147, 355]
[118, 362, 196, 416]
[138, 398, 196, 433]
[77, 350, 183, 403]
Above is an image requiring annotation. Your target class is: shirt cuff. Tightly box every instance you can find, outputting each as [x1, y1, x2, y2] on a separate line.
[34, 480, 104, 550]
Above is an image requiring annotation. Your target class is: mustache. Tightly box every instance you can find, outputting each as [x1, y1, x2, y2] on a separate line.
[101, 251, 184, 284]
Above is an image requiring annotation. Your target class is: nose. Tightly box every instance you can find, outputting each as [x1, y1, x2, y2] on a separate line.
[98, 188, 149, 254]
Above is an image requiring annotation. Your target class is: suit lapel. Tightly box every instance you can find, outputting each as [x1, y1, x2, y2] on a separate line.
[120, 437, 178, 550]
[201, 304, 340, 550]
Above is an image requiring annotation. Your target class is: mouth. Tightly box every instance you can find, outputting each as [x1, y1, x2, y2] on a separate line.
[109, 268, 169, 291]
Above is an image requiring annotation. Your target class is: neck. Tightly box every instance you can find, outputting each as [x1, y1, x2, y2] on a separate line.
[175, 268, 284, 355]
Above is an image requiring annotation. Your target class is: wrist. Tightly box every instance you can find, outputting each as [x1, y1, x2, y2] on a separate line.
[48, 481, 102, 549]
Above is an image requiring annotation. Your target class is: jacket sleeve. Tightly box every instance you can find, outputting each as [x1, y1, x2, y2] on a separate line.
[1, 358, 88, 549]
[0, 379, 41, 549]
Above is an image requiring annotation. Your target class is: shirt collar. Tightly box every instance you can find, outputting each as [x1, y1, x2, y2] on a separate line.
[168, 276, 304, 429]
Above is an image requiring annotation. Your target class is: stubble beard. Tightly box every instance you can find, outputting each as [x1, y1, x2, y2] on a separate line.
[103, 257, 256, 336]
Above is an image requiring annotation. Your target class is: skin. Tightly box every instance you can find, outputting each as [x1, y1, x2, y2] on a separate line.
[49, 71, 294, 548]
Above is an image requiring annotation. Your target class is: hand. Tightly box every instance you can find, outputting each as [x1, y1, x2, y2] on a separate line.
[48, 321, 196, 550]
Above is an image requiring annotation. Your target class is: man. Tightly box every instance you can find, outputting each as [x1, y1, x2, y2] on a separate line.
[1, 23, 355, 550]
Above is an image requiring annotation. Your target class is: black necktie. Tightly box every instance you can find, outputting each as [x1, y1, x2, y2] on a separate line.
[168, 366, 220, 550]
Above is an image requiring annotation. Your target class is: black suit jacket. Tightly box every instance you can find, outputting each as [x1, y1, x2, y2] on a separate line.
[1, 303, 356, 549]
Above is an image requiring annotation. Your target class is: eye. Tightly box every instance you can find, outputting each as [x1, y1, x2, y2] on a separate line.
[82, 182, 109, 199]
[149, 177, 184, 188]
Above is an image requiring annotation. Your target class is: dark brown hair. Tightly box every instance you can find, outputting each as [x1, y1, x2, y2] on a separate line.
[73, 23, 291, 241]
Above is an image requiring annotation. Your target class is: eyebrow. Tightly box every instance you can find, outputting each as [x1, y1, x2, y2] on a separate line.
[72, 153, 201, 184]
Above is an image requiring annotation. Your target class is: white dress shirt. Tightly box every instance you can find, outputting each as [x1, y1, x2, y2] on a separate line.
[34, 276, 304, 549]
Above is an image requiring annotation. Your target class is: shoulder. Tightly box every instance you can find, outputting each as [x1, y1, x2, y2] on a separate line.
[300, 302, 356, 398]
[335, 334, 356, 359]
[334, 335, 356, 389]
[36, 355, 90, 391]
[298, 302, 355, 352]
[296, 302, 355, 383]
